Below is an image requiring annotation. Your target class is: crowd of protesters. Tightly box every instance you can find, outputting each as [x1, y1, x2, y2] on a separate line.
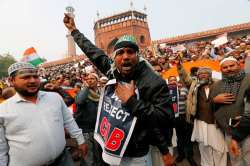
[1, 18, 250, 166]
[1, 35, 250, 96]
[140, 35, 250, 73]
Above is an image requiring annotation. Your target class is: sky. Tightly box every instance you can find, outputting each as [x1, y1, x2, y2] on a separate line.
[0, 0, 250, 61]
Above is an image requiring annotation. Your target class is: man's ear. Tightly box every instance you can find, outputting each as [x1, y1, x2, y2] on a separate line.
[136, 52, 140, 62]
[246, 90, 250, 102]
[8, 77, 14, 87]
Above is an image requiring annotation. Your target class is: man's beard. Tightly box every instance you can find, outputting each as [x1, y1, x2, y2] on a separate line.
[15, 87, 39, 97]
[222, 73, 238, 80]
[198, 78, 210, 85]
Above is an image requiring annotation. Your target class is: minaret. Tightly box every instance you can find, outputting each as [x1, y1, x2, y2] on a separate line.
[65, 6, 76, 57]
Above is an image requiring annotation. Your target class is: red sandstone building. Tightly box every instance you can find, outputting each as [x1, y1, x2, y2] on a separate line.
[41, 10, 250, 68]
[94, 10, 151, 55]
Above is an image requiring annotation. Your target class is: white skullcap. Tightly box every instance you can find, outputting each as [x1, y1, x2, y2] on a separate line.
[8, 62, 36, 76]
[100, 76, 108, 81]
[197, 67, 212, 75]
[219, 56, 237, 66]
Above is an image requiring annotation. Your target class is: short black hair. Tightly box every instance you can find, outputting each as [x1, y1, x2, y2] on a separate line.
[168, 75, 177, 80]
[9, 70, 18, 78]
[190, 67, 199, 76]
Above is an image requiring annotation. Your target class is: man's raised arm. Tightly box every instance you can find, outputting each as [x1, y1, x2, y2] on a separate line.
[63, 14, 111, 75]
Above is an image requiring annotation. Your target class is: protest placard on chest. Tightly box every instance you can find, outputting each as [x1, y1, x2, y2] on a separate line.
[168, 84, 179, 117]
[94, 79, 137, 165]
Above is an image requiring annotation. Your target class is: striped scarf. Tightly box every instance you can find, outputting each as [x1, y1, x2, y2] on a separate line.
[88, 89, 100, 102]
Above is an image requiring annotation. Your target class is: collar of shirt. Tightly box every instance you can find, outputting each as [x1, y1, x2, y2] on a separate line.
[204, 87, 210, 99]
[13, 91, 46, 103]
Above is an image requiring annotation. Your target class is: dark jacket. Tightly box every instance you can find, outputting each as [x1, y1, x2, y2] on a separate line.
[210, 74, 250, 132]
[232, 93, 250, 141]
[74, 88, 98, 133]
[195, 85, 215, 124]
[71, 29, 174, 157]
[232, 115, 250, 142]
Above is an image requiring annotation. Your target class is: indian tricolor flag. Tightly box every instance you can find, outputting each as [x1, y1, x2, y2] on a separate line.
[21, 47, 43, 66]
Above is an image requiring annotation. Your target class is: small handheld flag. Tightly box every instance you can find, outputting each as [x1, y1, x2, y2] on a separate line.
[21, 47, 43, 66]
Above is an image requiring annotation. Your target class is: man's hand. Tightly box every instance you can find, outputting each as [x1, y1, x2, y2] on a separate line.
[231, 116, 242, 128]
[229, 139, 240, 157]
[78, 143, 88, 159]
[115, 80, 135, 103]
[162, 153, 175, 166]
[176, 54, 182, 66]
[63, 13, 77, 32]
[213, 93, 235, 104]
[44, 83, 56, 90]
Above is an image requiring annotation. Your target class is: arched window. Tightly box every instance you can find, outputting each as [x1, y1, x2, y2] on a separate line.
[140, 35, 145, 44]
[107, 38, 119, 55]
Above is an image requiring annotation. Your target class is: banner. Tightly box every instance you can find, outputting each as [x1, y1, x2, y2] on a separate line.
[161, 59, 221, 79]
[212, 33, 228, 47]
[94, 79, 137, 165]
[168, 84, 179, 118]
[172, 44, 186, 53]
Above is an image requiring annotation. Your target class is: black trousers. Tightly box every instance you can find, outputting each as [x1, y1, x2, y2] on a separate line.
[175, 114, 194, 158]
[80, 132, 108, 166]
